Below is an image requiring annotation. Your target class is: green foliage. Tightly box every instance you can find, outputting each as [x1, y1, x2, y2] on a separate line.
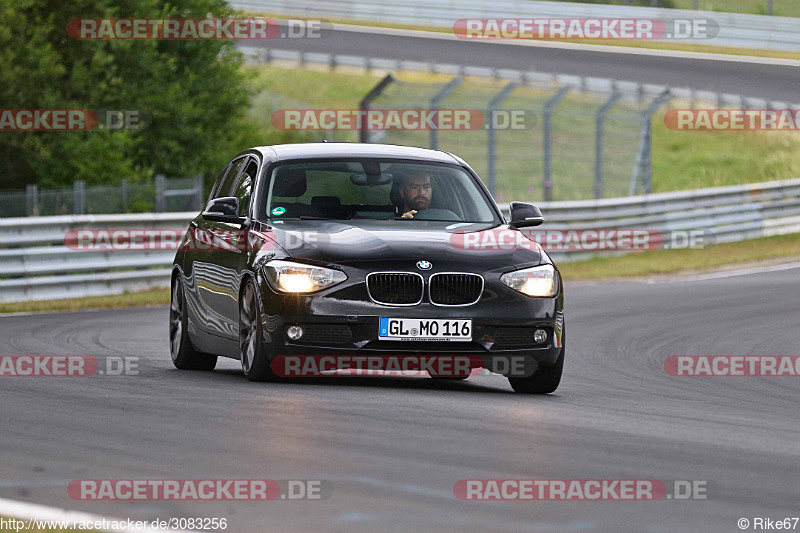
[566, 0, 676, 7]
[0, 0, 262, 189]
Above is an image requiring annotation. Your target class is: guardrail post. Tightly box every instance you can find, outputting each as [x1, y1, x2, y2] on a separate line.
[155, 174, 165, 212]
[630, 90, 671, 196]
[595, 90, 622, 200]
[429, 76, 463, 150]
[73, 180, 85, 215]
[195, 174, 204, 210]
[486, 81, 519, 197]
[358, 74, 395, 144]
[26, 184, 38, 216]
[543, 85, 572, 201]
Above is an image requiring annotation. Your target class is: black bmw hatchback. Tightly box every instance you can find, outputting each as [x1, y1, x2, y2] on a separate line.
[170, 143, 565, 393]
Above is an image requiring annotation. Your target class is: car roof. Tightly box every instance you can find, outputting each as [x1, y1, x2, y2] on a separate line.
[251, 143, 461, 164]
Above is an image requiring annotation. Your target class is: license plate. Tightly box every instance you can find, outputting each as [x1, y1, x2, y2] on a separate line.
[379, 318, 472, 342]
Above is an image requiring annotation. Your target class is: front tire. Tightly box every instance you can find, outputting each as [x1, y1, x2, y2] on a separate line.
[170, 277, 217, 371]
[508, 327, 565, 394]
[507, 350, 564, 394]
[239, 279, 276, 382]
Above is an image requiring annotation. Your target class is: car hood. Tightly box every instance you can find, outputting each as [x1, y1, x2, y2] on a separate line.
[257, 219, 544, 269]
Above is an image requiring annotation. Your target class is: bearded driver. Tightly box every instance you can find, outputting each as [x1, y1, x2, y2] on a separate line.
[398, 172, 433, 218]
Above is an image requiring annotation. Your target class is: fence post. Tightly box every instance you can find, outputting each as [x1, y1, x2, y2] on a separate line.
[543, 85, 572, 201]
[155, 174, 165, 213]
[26, 184, 38, 216]
[121, 179, 128, 212]
[358, 74, 395, 144]
[595, 90, 622, 200]
[73, 180, 85, 215]
[486, 81, 519, 197]
[429, 76, 463, 150]
[195, 174, 205, 211]
[630, 90, 671, 196]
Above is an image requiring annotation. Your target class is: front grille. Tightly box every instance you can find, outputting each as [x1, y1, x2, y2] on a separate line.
[296, 325, 352, 344]
[367, 272, 424, 305]
[429, 273, 483, 306]
[493, 327, 547, 347]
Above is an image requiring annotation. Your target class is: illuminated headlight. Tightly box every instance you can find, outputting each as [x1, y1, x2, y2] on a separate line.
[500, 265, 559, 297]
[264, 260, 347, 293]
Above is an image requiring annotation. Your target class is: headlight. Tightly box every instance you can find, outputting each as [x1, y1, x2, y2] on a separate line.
[264, 260, 347, 293]
[500, 264, 559, 297]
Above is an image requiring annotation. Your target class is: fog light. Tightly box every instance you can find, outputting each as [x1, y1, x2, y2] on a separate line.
[534, 329, 548, 344]
[287, 325, 304, 340]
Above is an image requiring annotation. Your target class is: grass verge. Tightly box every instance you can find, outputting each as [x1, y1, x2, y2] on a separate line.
[559, 232, 800, 280]
[0, 287, 169, 314]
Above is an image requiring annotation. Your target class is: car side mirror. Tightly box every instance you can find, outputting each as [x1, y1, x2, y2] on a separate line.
[202, 196, 245, 224]
[508, 202, 544, 228]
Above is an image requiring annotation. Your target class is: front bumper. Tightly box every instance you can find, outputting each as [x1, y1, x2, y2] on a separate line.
[257, 276, 565, 372]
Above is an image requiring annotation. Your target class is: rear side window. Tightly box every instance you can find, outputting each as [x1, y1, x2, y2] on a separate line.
[213, 157, 246, 199]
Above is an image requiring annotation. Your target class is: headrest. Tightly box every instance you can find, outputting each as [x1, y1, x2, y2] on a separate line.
[273, 168, 307, 197]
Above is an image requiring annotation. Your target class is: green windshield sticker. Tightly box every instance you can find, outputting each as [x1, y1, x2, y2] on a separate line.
[271, 207, 286, 216]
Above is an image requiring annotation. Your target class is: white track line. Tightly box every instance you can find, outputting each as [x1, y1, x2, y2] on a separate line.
[330, 23, 800, 67]
[0, 497, 192, 533]
[648, 260, 800, 284]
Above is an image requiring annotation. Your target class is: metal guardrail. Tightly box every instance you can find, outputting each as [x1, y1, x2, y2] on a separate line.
[230, 0, 800, 51]
[1, 179, 799, 303]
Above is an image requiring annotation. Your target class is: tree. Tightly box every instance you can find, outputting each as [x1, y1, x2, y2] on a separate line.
[0, 0, 261, 189]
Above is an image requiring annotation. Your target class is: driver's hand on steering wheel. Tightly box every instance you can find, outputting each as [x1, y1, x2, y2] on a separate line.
[401, 210, 417, 218]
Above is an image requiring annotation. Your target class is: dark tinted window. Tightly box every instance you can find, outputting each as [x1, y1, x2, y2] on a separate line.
[214, 157, 246, 199]
[235, 160, 257, 216]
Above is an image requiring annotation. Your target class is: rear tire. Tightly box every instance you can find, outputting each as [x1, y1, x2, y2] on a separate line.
[239, 279, 276, 382]
[170, 277, 217, 371]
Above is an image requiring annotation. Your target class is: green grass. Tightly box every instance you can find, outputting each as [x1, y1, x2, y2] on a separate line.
[0, 287, 169, 314]
[560, 232, 800, 280]
[662, 0, 798, 17]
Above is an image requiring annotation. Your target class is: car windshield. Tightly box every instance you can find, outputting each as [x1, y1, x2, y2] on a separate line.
[264, 159, 498, 223]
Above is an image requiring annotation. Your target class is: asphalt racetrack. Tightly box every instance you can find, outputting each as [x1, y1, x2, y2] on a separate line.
[1, 267, 798, 532]
[242, 24, 800, 103]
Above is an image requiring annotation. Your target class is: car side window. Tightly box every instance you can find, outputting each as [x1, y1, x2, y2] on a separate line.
[213, 157, 246, 199]
[234, 159, 257, 216]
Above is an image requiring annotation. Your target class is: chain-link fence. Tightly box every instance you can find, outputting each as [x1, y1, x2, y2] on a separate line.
[360, 75, 669, 202]
[0, 175, 204, 217]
